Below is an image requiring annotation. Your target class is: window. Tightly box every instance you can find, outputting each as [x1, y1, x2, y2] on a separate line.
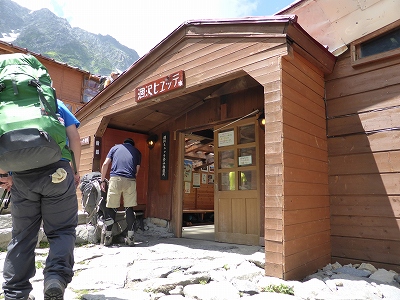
[82, 78, 101, 104]
[352, 20, 400, 67]
[359, 28, 400, 58]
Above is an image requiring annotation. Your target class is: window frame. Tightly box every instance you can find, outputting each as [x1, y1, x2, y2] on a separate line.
[351, 20, 400, 67]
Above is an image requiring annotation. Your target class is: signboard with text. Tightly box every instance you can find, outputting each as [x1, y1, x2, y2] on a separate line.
[80, 136, 91, 146]
[160, 131, 170, 180]
[136, 70, 184, 102]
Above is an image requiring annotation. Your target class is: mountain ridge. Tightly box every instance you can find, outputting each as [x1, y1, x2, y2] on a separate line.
[0, 0, 139, 75]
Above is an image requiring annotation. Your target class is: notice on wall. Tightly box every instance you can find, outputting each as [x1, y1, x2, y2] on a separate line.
[184, 159, 192, 182]
[193, 173, 200, 188]
[208, 174, 214, 184]
[184, 181, 191, 193]
[202, 173, 207, 184]
[218, 130, 234, 147]
[239, 155, 252, 166]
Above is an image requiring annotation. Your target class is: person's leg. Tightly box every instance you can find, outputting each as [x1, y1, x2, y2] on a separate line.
[121, 178, 137, 246]
[104, 207, 117, 231]
[40, 162, 78, 287]
[2, 175, 42, 300]
[125, 207, 136, 232]
[103, 177, 122, 245]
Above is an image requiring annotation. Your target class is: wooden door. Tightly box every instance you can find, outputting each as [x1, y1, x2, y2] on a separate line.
[214, 118, 260, 245]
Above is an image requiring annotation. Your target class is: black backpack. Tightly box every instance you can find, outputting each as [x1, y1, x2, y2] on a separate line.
[80, 172, 107, 225]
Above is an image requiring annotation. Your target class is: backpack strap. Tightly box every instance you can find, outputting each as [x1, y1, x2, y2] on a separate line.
[11, 75, 18, 95]
[29, 79, 78, 167]
[28, 79, 58, 120]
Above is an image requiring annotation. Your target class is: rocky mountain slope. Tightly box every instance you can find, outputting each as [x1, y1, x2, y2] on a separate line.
[0, 0, 139, 75]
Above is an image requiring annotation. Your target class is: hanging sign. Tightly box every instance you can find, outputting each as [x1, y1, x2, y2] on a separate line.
[160, 131, 170, 180]
[136, 70, 184, 102]
[93, 136, 101, 159]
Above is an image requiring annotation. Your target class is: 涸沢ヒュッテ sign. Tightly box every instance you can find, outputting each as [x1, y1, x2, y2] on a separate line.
[135, 70, 184, 102]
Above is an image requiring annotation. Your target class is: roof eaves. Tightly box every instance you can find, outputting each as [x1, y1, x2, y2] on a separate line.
[274, 0, 306, 15]
[122, 15, 298, 77]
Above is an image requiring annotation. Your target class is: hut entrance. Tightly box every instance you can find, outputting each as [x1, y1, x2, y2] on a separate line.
[182, 128, 215, 241]
[213, 117, 261, 245]
[180, 116, 262, 245]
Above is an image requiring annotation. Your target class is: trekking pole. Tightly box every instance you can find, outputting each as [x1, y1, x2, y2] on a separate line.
[70, 149, 78, 175]
[0, 190, 10, 214]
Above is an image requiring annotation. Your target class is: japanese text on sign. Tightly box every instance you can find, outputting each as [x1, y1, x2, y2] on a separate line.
[161, 132, 170, 180]
[136, 70, 184, 102]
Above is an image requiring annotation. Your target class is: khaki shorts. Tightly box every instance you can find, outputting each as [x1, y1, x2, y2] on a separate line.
[106, 176, 137, 208]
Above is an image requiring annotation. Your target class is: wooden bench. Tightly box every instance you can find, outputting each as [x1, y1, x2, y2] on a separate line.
[183, 209, 214, 225]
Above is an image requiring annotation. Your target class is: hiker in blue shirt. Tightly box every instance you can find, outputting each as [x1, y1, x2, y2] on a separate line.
[100, 138, 141, 247]
[0, 100, 81, 300]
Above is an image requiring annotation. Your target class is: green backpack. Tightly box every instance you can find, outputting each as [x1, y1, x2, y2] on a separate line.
[0, 53, 71, 172]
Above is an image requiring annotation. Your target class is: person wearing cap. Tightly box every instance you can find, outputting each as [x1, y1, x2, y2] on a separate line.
[100, 138, 141, 246]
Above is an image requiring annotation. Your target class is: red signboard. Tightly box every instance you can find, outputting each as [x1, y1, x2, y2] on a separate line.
[135, 70, 184, 102]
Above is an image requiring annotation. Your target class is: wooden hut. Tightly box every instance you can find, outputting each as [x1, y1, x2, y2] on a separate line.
[76, 15, 336, 280]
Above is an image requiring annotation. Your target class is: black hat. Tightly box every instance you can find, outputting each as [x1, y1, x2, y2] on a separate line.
[123, 138, 135, 146]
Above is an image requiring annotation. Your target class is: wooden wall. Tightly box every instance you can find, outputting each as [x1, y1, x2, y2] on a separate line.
[326, 49, 400, 272]
[183, 170, 214, 210]
[44, 61, 83, 102]
[278, 51, 330, 280]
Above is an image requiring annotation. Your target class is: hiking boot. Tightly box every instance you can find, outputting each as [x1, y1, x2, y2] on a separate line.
[44, 278, 65, 300]
[103, 230, 113, 246]
[125, 230, 135, 246]
[5, 293, 35, 300]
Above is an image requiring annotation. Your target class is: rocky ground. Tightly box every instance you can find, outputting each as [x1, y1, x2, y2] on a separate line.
[0, 219, 399, 300]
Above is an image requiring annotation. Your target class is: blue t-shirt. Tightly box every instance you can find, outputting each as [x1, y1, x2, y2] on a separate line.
[57, 100, 80, 161]
[107, 143, 141, 179]
[57, 100, 80, 129]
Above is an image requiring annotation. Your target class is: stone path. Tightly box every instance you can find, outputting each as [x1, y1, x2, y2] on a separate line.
[0, 220, 399, 299]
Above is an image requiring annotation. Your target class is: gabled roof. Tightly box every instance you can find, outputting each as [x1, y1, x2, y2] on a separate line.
[76, 15, 335, 122]
[276, 0, 400, 56]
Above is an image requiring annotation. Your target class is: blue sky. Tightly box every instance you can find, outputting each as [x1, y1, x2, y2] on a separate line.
[11, 0, 296, 57]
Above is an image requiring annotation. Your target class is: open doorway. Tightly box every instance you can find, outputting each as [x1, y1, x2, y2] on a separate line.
[181, 128, 215, 241]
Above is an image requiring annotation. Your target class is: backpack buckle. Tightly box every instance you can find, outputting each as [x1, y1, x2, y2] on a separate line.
[28, 79, 41, 88]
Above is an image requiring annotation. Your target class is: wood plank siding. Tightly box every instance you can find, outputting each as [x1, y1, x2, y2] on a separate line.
[44, 62, 83, 103]
[326, 49, 400, 273]
[274, 51, 330, 280]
